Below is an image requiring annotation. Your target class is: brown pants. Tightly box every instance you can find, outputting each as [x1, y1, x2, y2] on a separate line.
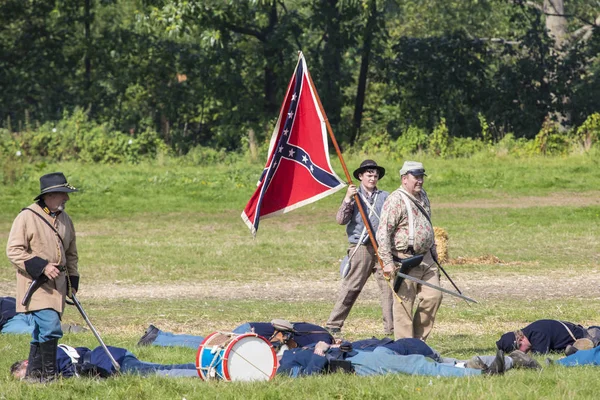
[327, 243, 394, 333]
[393, 254, 443, 341]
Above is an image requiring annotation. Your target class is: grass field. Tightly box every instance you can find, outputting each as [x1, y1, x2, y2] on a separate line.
[1, 154, 599, 399]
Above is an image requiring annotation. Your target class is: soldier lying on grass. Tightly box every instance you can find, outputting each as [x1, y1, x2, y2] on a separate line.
[11, 344, 197, 381]
[496, 319, 600, 355]
[278, 340, 509, 377]
[139, 322, 541, 376]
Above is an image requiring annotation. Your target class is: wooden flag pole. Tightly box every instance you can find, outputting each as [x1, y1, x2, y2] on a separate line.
[304, 60, 389, 277]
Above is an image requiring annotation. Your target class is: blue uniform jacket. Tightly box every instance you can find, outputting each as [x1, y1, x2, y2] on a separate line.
[57, 345, 128, 377]
[496, 320, 586, 354]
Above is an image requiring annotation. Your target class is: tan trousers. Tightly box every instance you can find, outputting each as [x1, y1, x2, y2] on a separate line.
[393, 254, 443, 341]
[327, 243, 394, 333]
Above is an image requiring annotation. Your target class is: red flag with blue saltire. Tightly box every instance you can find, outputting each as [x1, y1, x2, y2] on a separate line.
[241, 52, 345, 235]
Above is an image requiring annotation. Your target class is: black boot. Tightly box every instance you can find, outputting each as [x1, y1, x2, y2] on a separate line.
[39, 338, 59, 382]
[25, 343, 43, 381]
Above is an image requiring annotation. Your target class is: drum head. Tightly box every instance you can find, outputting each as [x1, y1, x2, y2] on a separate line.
[223, 334, 277, 382]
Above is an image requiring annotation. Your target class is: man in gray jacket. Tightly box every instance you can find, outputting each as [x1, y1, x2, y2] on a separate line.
[326, 160, 393, 335]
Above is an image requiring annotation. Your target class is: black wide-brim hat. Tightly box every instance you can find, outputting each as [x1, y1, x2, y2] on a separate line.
[353, 159, 385, 180]
[34, 172, 78, 200]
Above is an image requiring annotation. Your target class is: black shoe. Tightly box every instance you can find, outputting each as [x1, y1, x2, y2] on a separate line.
[25, 343, 43, 382]
[137, 324, 159, 346]
[483, 350, 505, 375]
[327, 359, 355, 374]
[326, 327, 341, 334]
[509, 350, 541, 370]
[39, 339, 59, 382]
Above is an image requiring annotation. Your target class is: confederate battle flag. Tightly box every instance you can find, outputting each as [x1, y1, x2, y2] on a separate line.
[241, 52, 345, 235]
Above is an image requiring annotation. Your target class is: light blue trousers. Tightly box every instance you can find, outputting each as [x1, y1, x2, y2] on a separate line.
[347, 347, 483, 377]
[120, 352, 198, 377]
[30, 309, 62, 344]
[0, 313, 35, 335]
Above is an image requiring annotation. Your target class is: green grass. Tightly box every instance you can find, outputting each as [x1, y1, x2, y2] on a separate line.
[1, 154, 600, 399]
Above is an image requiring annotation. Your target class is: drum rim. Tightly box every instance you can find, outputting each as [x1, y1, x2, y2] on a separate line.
[196, 331, 221, 380]
[221, 333, 278, 381]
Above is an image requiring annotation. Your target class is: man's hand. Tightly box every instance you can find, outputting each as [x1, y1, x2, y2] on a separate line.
[43, 263, 61, 280]
[314, 341, 330, 356]
[344, 184, 358, 203]
[383, 263, 395, 278]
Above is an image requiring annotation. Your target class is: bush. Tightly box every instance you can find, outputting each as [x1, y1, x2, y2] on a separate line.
[7, 108, 168, 164]
[533, 118, 571, 155]
[449, 137, 487, 158]
[395, 126, 429, 156]
[574, 113, 600, 152]
[493, 133, 535, 157]
[360, 131, 395, 155]
[429, 118, 450, 157]
[181, 145, 229, 165]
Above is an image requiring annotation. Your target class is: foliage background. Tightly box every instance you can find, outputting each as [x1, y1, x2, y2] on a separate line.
[1, 0, 599, 158]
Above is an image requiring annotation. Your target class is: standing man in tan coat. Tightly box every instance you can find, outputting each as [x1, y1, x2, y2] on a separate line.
[6, 172, 79, 382]
[376, 161, 442, 341]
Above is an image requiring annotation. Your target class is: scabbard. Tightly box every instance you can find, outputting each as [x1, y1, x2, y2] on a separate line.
[392, 254, 424, 293]
[21, 276, 49, 306]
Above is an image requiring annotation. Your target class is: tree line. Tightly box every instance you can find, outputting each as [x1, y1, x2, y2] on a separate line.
[0, 0, 598, 155]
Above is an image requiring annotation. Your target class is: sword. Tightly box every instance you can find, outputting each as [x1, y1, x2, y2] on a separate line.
[394, 270, 478, 304]
[69, 294, 121, 373]
[430, 250, 471, 306]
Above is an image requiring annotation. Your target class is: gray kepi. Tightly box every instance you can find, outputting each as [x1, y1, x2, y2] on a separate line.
[399, 161, 427, 177]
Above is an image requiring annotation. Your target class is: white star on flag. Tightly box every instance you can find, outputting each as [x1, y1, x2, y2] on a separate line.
[288, 149, 295, 157]
[302, 155, 308, 163]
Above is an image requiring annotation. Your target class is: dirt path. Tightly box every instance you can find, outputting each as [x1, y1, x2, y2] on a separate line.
[2, 270, 597, 303]
[436, 191, 600, 209]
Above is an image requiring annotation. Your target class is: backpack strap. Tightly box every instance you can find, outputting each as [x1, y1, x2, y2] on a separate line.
[398, 189, 432, 226]
[398, 192, 416, 251]
[353, 191, 379, 246]
[558, 321, 578, 341]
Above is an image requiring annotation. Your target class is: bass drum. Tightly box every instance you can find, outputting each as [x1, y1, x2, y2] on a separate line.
[196, 331, 277, 382]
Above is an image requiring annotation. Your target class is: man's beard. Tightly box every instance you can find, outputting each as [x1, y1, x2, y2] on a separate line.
[57, 203, 66, 211]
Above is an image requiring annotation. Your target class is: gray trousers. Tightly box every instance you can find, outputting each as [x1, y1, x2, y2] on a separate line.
[327, 243, 394, 333]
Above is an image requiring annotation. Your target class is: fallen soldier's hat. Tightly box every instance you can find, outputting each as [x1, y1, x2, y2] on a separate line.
[271, 319, 295, 333]
[565, 338, 594, 356]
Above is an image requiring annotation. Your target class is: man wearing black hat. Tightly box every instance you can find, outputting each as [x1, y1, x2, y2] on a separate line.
[6, 172, 80, 382]
[325, 160, 394, 335]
